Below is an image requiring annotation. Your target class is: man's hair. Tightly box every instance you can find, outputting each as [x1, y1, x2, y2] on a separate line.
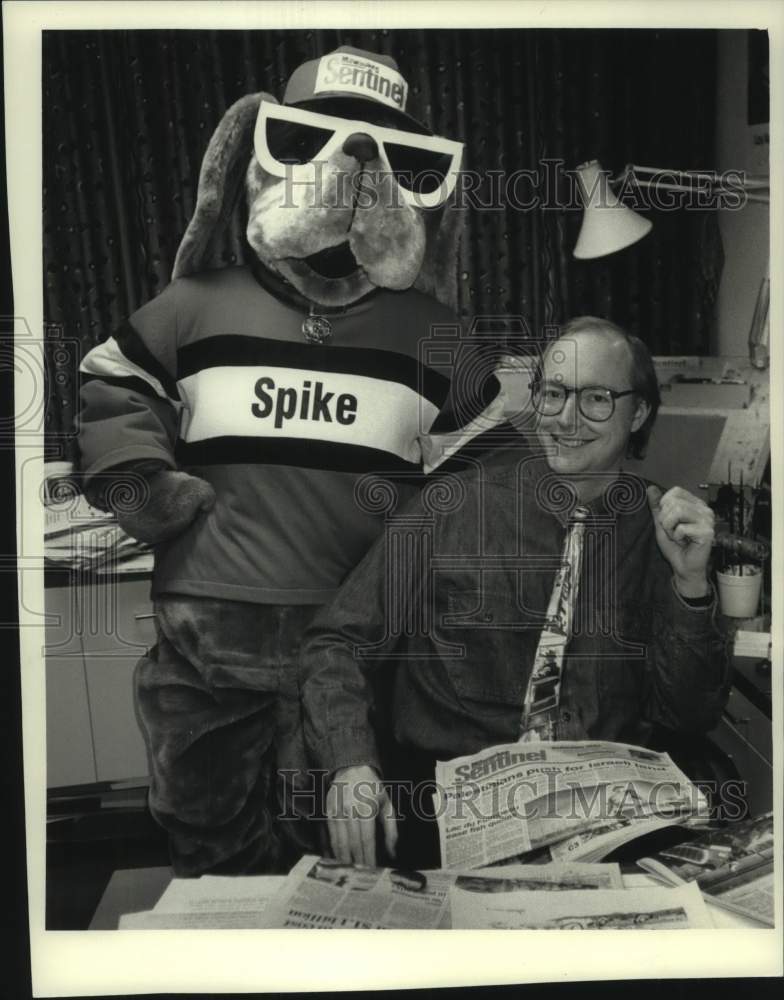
[552, 315, 661, 460]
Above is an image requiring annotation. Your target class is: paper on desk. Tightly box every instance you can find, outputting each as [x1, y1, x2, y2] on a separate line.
[44, 494, 114, 538]
[119, 908, 273, 929]
[152, 874, 286, 913]
[44, 492, 154, 570]
[118, 875, 287, 929]
[470, 862, 624, 890]
[622, 872, 765, 929]
[733, 630, 771, 659]
[450, 879, 712, 929]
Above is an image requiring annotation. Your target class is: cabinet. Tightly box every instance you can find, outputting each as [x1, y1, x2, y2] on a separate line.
[45, 573, 154, 788]
[44, 581, 95, 787]
[45, 656, 96, 787]
[709, 656, 772, 817]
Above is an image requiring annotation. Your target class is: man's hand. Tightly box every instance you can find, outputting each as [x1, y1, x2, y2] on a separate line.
[647, 485, 714, 598]
[327, 764, 398, 867]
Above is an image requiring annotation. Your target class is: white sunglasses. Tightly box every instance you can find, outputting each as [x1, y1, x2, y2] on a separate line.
[254, 101, 464, 209]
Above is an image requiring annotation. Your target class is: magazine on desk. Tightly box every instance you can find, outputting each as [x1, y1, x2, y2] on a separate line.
[637, 812, 774, 927]
[434, 740, 710, 870]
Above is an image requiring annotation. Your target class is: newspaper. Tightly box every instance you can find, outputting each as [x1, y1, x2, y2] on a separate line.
[260, 856, 625, 929]
[435, 740, 708, 870]
[118, 875, 287, 929]
[450, 880, 712, 929]
[454, 863, 624, 894]
[548, 814, 710, 864]
[261, 855, 455, 929]
[638, 812, 775, 926]
[120, 909, 273, 929]
[44, 492, 153, 571]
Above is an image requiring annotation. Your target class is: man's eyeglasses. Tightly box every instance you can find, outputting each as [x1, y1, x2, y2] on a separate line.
[529, 381, 637, 422]
[253, 101, 464, 208]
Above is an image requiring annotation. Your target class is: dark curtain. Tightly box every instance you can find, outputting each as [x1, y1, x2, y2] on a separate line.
[43, 28, 720, 452]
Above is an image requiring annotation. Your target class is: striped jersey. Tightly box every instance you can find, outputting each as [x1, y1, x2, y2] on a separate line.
[78, 266, 454, 604]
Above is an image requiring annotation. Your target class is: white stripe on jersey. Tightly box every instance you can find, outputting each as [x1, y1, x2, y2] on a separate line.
[80, 337, 171, 401]
[177, 365, 439, 463]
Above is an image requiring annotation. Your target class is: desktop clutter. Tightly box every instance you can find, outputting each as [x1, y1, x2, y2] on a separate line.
[117, 759, 774, 930]
[652, 357, 771, 659]
[43, 462, 153, 573]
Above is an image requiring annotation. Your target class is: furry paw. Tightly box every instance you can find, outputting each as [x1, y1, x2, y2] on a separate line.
[115, 470, 216, 545]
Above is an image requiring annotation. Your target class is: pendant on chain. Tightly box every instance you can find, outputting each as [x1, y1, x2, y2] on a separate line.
[302, 314, 333, 345]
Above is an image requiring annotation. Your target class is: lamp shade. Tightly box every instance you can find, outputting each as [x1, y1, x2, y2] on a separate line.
[573, 160, 652, 259]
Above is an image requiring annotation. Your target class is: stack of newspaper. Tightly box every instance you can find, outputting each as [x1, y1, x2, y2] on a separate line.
[260, 856, 711, 930]
[44, 492, 152, 572]
[434, 740, 711, 870]
[121, 856, 712, 930]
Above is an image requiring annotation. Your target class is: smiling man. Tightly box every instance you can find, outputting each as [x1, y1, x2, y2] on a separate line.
[299, 316, 730, 868]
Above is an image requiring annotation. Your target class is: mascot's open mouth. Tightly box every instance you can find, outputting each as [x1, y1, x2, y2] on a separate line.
[303, 242, 360, 279]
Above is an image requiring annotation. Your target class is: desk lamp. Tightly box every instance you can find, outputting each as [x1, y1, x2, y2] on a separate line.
[573, 159, 770, 260]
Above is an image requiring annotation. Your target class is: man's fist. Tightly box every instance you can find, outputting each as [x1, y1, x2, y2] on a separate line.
[647, 485, 714, 598]
[115, 469, 216, 545]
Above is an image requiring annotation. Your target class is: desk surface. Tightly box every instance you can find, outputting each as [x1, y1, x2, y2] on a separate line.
[89, 866, 171, 930]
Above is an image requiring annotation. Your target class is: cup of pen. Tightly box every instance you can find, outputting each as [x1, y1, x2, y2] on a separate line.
[716, 563, 763, 618]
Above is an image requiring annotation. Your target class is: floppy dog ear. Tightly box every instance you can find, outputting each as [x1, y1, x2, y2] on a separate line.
[413, 197, 465, 313]
[173, 92, 276, 280]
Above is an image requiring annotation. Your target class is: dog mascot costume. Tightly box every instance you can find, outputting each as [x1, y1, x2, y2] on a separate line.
[77, 47, 474, 875]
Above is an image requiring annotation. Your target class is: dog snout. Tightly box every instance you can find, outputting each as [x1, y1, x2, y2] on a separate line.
[342, 132, 379, 163]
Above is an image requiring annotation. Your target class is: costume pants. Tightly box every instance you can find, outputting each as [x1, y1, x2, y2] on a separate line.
[135, 596, 322, 876]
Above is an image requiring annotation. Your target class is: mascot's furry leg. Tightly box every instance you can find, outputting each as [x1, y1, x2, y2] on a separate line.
[84, 467, 322, 874]
[134, 596, 319, 875]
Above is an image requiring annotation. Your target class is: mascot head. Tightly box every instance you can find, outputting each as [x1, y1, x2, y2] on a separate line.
[173, 46, 465, 311]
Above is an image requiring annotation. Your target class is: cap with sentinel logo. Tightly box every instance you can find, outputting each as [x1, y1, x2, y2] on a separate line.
[283, 46, 428, 132]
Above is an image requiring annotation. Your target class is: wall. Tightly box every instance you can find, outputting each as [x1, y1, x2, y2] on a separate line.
[715, 30, 770, 356]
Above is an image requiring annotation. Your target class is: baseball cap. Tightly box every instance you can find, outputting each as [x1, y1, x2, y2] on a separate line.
[283, 45, 431, 134]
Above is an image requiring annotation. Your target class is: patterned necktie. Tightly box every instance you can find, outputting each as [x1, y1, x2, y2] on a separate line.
[518, 505, 590, 742]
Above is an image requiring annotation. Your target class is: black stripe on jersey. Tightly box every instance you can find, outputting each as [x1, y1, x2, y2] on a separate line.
[115, 321, 181, 401]
[177, 336, 450, 408]
[80, 372, 172, 403]
[175, 436, 423, 475]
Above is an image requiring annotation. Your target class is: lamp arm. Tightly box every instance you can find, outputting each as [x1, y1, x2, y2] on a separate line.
[624, 164, 729, 183]
[614, 164, 769, 202]
[624, 178, 769, 203]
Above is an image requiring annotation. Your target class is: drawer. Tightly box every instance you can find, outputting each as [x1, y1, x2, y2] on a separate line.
[78, 577, 156, 654]
[46, 657, 97, 787]
[721, 686, 771, 763]
[85, 656, 150, 782]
